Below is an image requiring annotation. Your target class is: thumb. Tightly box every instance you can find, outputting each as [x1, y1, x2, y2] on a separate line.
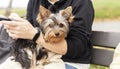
[8, 13, 24, 21]
[9, 13, 20, 19]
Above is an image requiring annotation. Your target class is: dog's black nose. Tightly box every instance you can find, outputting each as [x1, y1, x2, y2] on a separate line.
[55, 32, 60, 36]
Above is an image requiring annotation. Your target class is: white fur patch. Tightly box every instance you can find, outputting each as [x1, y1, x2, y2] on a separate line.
[0, 56, 22, 69]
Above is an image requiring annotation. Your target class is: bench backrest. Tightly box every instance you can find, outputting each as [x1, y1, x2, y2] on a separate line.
[91, 31, 120, 66]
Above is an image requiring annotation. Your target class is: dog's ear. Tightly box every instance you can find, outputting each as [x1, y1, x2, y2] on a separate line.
[37, 5, 51, 24]
[61, 6, 74, 23]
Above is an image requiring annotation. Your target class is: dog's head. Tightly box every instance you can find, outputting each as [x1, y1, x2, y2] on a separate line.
[37, 5, 74, 43]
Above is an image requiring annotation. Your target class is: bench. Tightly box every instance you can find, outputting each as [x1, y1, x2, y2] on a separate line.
[91, 22, 120, 67]
[91, 31, 120, 66]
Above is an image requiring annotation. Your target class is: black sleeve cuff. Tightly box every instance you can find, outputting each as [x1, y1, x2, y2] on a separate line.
[32, 28, 40, 42]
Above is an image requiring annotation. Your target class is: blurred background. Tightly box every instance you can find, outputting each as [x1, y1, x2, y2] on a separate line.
[0, 0, 120, 69]
[0, 0, 28, 17]
[0, 0, 120, 22]
[93, 0, 120, 22]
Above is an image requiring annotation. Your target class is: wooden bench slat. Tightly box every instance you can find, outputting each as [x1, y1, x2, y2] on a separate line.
[91, 48, 114, 66]
[92, 31, 120, 48]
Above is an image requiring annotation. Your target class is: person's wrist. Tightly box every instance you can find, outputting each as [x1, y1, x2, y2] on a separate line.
[32, 28, 40, 42]
[29, 28, 37, 40]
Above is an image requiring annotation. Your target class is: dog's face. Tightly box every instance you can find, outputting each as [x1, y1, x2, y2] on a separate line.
[37, 5, 74, 43]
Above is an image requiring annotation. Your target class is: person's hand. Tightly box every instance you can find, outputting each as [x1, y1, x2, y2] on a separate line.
[0, 15, 37, 40]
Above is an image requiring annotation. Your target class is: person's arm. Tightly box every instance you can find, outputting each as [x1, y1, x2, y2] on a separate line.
[36, 32, 67, 55]
[26, 0, 39, 27]
[26, 0, 34, 25]
[62, 0, 94, 58]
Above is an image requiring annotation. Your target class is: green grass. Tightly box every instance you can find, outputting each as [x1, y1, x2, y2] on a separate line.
[12, 8, 26, 16]
[90, 64, 109, 69]
[93, 0, 120, 19]
[0, 8, 26, 17]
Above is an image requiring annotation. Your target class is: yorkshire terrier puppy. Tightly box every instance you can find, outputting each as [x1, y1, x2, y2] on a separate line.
[35, 5, 74, 69]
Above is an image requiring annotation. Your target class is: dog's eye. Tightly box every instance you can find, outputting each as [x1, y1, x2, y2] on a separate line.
[59, 23, 64, 27]
[49, 24, 54, 27]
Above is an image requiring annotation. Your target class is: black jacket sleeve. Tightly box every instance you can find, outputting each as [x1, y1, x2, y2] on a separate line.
[26, 0, 35, 25]
[0, 25, 14, 64]
[62, 0, 94, 62]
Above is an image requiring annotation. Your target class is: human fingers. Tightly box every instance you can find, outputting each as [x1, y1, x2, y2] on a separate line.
[9, 15, 26, 22]
[4, 24, 16, 30]
[7, 29, 19, 34]
[1, 21, 18, 27]
[7, 29, 21, 39]
[8, 32, 18, 39]
[8, 13, 23, 21]
[8, 13, 26, 22]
